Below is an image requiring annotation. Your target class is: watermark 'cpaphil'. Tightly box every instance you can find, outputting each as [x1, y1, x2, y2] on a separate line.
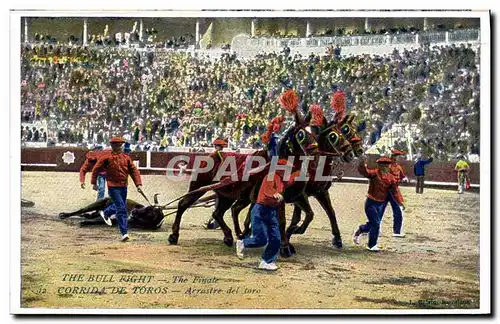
[213, 156, 239, 182]
[241, 155, 268, 181]
[190, 155, 215, 181]
[314, 156, 334, 182]
[267, 156, 294, 181]
[166, 155, 190, 182]
[163, 155, 336, 182]
[298, 155, 315, 182]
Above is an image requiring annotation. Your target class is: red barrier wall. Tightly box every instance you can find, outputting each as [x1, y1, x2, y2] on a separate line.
[20, 148, 480, 184]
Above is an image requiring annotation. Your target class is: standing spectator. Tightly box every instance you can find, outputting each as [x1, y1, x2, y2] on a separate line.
[133, 125, 140, 143]
[33, 127, 40, 142]
[454, 155, 470, 194]
[40, 128, 47, 142]
[91, 137, 144, 242]
[413, 154, 434, 194]
[24, 126, 30, 141]
[353, 156, 405, 251]
[334, 44, 341, 58]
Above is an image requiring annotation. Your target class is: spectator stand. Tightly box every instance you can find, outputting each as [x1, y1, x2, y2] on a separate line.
[21, 28, 480, 163]
[21, 120, 48, 146]
[231, 29, 480, 58]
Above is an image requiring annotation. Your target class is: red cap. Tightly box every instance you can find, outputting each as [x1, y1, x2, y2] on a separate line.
[212, 138, 228, 147]
[391, 149, 405, 156]
[376, 157, 393, 164]
[109, 136, 125, 144]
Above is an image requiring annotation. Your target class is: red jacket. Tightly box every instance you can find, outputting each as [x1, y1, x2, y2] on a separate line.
[389, 162, 407, 183]
[79, 150, 110, 184]
[256, 170, 301, 208]
[91, 151, 142, 188]
[358, 163, 404, 204]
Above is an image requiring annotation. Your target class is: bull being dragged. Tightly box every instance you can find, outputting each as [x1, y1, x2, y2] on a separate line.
[58, 195, 165, 230]
[58, 193, 216, 230]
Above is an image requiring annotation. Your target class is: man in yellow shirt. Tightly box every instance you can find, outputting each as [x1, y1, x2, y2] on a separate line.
[454, 155, 470, 194]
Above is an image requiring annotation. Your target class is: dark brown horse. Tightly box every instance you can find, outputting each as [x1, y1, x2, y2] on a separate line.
[232, 110, 355, 254]
[167, 94, 319, 249]
[284, 112, 366, 248]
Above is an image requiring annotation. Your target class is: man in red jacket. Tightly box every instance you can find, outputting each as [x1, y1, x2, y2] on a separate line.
[91, 137, 144, 242]
[381, 149, 409, 237]
[235, 159, 300, 271]
[80, 146, 108, 201]
[353, 156, 405, 251]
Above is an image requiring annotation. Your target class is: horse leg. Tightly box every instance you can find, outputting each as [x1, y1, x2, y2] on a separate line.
[169, 192, 204, 245]
[278, 203, 295, 258]
[314, 191, 343, 248]
[292, 195, 314, 235]
[211, 196, 236, 247]
[241, 202, 255, 238]
[59, 199, 111, 219]
[285, 204, 303, 239]
[231, 197, 251, 239]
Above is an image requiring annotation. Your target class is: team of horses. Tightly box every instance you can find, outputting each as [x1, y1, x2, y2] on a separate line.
[59, 90, 365, 257]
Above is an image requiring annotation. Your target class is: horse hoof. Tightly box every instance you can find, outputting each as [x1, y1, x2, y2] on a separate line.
[293, 227, 305, 235]
[223, 236, 234, 247]
[168, 234, 178, 245]
[332, 238, 343, 249]
[289, 243, 296, 254]
[204, 221, 220, 230]
[280, 247, 292, 258]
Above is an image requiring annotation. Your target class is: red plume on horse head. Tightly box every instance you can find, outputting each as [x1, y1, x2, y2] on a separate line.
[261, 116, 285, 144]
[331, 89, 346, 122]
[309, 104, 324, 127]
[279, 89, 304, 124]
[279, 89, 299, 114]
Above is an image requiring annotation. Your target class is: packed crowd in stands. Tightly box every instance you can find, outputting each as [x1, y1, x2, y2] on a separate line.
[30, 26, 195, 49]
[20, 39, 480, 161]
[255, 24, 466, 38]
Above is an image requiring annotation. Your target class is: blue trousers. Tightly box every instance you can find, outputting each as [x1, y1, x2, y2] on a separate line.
[103, 202, 117, 217]
[108, 187, 128, 236]
[243, 203, 281, 264]
[358, 198, 385, 248]
[381, 192, 404, 234]
[96, 175, 106, 201]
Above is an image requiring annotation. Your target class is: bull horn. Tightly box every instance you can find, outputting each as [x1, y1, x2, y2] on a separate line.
[153, 194, 160, 205]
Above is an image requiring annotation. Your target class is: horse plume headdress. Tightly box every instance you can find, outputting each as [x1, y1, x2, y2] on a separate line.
[331, 89, 346, 123]
[261, 116, 285, 145]
[261, 116, 285, 157]
[279, 89, 299, 115]
[308, 104, 325, 127]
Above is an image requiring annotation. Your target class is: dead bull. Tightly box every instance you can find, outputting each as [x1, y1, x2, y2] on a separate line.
[58, 194, 165, 230]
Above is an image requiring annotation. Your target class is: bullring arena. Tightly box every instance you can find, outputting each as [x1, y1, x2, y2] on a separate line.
[16, 12, 486, 312]
[21, 168, 480, 309]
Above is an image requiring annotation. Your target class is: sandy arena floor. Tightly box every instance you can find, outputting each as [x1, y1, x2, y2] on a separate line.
[19, 171, 480, 310]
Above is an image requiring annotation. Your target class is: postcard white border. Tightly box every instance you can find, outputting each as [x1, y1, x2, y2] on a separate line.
[8, 6, 491, 316]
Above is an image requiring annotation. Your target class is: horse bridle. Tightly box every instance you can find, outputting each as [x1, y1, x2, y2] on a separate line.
[285, 126, 318, 157]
